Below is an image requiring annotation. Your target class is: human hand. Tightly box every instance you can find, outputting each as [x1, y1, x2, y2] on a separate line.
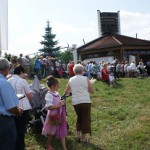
[60, 100, 66, 107]
[18, 107, 23, 116]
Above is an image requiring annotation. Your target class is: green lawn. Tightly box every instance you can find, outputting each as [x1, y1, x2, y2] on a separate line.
[26, 78, 150, 150]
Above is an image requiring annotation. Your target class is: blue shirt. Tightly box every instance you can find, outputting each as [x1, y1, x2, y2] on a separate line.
[34, 58, 41, 69]
[0, 74, 19, 116]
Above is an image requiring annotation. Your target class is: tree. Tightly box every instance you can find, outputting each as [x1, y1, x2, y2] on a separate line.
[59, 50, 73, 64]
[39, 21, 60, 57]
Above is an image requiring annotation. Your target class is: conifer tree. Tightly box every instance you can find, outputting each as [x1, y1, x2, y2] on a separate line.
[39, 21, 60, 57]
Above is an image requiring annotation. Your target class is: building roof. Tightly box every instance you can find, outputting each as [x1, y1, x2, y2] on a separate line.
[77, 34, 150, 52]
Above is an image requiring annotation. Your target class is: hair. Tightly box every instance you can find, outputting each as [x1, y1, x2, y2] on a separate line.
[0, 57, 10, 71]
[47, 75, 59, 88]
[77, 60, 81, 64]
[14, 64, 26, 75]
[73, 64, 84, 74]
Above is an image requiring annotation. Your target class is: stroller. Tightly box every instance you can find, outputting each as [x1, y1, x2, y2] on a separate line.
[27, 75, 48, 133]
[28, 75, 71, 133]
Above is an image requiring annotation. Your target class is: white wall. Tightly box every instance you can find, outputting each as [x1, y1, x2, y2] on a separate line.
[83, 56, 114, 64]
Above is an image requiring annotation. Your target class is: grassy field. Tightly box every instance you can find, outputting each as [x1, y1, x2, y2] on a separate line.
[25, 77, 150, 150]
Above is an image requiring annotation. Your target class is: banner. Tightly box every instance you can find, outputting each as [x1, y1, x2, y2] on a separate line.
[0, 0, 8, 52]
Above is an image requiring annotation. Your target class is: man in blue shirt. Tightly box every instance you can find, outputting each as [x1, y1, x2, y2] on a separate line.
[0, 57, 22, 150]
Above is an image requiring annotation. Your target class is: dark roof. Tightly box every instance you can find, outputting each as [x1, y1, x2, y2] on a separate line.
[77, 34, 150, 52]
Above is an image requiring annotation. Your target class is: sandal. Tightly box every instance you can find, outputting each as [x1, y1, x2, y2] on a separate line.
[46, 145, 54, 150]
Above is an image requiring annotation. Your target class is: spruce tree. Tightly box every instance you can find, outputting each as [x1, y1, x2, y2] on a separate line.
[39, 21, 60, 57]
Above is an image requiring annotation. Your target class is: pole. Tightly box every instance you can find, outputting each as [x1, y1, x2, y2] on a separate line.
[0, 0, 8, 55]
[72, 44, 77, 64]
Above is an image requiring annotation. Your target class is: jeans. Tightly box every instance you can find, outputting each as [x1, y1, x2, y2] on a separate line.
[0, 116, 17, 150]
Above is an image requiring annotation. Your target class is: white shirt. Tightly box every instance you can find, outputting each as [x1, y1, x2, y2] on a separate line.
[69, 75, 91, 105]
[130, 62, 137, 70]
[8, 75, 32, 110]
[45, 91, 57, 108]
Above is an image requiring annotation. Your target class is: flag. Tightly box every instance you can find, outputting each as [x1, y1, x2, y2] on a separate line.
[0, 0, 8, 52]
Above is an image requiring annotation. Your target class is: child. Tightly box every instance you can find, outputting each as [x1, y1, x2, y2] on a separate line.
[42, 75, 68, 150]
[109, 72, 115, 87]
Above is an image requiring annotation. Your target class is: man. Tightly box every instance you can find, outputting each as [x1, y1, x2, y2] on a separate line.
[24, 55, 31, 77]
[0, 57, 22, 150]
[18, 54, 24, 65]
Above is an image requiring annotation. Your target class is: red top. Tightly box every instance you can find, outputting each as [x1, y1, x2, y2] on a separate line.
[101, 68, 109, 81]
[69, 64, 75, 76]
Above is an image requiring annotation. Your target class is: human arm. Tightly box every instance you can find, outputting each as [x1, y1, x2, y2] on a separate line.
[45, 92, 65, 110]
[8, 107, 22, 116]
[64, 83, 71, 94]
[22, 79, 33, 100]
[47, 100, 65, 110]
[87, 77, 94, 94]
[1, 82, 22, 116]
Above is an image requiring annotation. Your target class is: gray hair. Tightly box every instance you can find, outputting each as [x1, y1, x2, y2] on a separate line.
[0, 57, 10, 70]
[73, 64, 84, 74]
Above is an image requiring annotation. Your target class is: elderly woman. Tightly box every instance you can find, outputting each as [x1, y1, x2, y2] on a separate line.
[65, 64, 94, 144]
[101, 62, 109, 83]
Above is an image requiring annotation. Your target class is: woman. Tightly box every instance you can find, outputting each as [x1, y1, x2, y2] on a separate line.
[8, 64, 33, 150]
[65, 64, 94, 144]
[101, 62, 109, 84]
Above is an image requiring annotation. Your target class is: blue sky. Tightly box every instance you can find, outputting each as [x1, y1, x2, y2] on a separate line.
[7, 0, 150, 56]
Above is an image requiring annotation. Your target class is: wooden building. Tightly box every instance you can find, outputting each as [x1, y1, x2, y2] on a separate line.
[77, 34, 150, 64]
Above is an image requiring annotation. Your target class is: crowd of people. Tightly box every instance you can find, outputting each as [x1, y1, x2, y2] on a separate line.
[0, 56, 95, 150]
[0, 54, 149, 150]
[7, 53, 150, 81]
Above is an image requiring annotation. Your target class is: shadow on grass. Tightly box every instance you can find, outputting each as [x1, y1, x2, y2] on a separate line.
[28, 128, 105, 150]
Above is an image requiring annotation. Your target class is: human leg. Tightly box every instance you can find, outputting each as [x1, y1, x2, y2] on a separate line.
[15, 111, 29, 150]
[46, 134, 53, 150]
[80, 103, 91, 141]
[60, 137, 67, 150]
[0, 117, 17, 150]
[73, 103, 91, 141]
[73, 104, 82, 139]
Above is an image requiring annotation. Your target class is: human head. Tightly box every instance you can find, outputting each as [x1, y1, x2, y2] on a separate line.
[0, 57, 10, 77]
[77, 60, 81, 64]
[14, 64, 26, 75]
[103, 62, 108, 68]
[47, 75, 59, 88]
[73, 64, 84, 74]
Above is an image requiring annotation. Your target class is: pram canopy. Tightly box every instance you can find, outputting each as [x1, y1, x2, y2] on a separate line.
[30, 75, 48, 109]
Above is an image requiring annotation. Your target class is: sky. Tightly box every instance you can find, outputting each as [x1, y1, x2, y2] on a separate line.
[6, 0, 150, 56]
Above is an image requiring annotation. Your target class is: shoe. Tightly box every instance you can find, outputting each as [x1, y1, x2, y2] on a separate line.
[75, 138, 80, 143]
[46, 145, 54, 150]
[80, 139, 89, 145]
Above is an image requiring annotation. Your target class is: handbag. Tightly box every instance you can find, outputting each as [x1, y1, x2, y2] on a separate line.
[49, 109, 62, 126]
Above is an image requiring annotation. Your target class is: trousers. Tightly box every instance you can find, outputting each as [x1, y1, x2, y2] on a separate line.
[0, 116, 17, 150]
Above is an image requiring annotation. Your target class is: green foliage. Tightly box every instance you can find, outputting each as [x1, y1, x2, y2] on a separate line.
[39, 21, 60, 57]
[26, 78, 150, 150]
[59, 50, 73, 64]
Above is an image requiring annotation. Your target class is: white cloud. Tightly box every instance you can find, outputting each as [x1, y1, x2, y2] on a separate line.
[6, 10, 150, 56]
[121, 10, 150, 40]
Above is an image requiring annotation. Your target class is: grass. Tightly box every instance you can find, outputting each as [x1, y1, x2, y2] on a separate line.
[25, 77, 150, 150]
